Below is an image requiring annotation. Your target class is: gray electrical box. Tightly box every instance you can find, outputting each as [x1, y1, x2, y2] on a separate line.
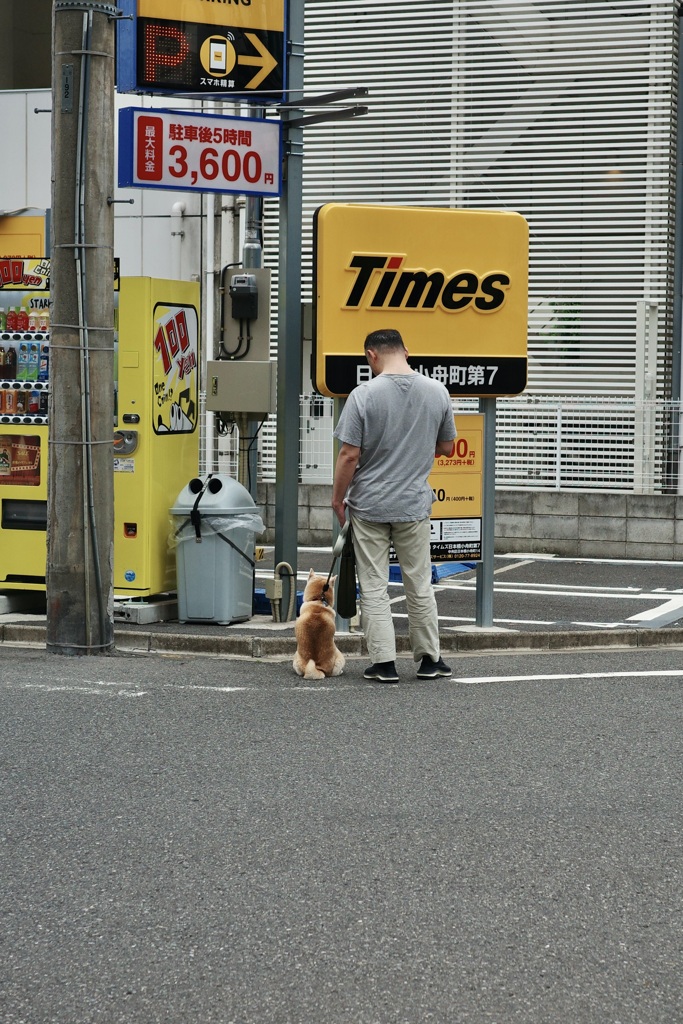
[206, 360, 276, 415]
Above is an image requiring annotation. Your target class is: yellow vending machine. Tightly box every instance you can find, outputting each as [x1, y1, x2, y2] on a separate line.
[114, 277, 200, 601]
[0, 257, 51, 590]
[0, 268, 201, 605]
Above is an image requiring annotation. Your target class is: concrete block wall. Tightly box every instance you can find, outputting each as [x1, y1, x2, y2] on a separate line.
[257, 483, 335, 548]
[494, 490, 683, 560]
[257, 483, 683, 560]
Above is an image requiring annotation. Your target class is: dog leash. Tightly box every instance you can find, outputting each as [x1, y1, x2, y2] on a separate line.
[322, 519, 350, 603]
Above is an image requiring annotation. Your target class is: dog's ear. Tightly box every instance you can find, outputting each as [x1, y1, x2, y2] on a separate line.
[330, 574, 337, 585]
[308, 568, 315, 578]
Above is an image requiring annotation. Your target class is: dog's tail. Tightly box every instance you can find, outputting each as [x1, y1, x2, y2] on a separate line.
[303, 659, 325, 680]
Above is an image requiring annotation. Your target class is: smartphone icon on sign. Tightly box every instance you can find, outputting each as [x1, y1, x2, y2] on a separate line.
[209, 38, 228, 74]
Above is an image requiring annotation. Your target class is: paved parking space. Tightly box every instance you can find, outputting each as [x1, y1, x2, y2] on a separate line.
[255, 550, 683, 635]
[429, 555, 683, 632]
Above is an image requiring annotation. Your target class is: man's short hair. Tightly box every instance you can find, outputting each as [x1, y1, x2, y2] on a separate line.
[364, 329, 405, 353]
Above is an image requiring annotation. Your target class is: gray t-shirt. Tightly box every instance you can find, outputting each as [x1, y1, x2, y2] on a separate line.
[334, 372, 457, 522]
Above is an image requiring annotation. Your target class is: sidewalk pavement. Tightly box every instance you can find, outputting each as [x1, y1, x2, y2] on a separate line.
[2, 550, 683, 658]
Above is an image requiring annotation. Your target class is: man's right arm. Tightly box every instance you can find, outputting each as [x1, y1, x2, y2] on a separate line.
[332, 442, 361, 527]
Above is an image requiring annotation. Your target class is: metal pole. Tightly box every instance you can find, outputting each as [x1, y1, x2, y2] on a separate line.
[274, 0, 304, 619]
[673, 4, 683, 491]
[333, 397, 350, 632]
[475, 396, 496, 627]
[241, 175, 262, 499]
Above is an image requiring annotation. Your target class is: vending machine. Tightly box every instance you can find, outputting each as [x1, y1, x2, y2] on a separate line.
[0, 262, 201, 599]
[0, 257, 51, 590]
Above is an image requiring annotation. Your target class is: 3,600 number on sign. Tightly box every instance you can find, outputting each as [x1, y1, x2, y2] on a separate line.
[118, 108, 282, 198]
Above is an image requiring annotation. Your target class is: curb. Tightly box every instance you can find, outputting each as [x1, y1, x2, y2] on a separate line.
[3, 623, 683, 657]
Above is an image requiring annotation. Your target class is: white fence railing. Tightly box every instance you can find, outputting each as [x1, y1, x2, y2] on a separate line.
[492, 398, 680, 493]
[211, 396, 683, 496]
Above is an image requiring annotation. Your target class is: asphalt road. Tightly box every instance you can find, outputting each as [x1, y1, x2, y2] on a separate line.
[2, 644, 683, 1023]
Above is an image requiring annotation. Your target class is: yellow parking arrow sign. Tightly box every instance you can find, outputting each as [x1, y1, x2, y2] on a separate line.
[238, 33, 279, 90]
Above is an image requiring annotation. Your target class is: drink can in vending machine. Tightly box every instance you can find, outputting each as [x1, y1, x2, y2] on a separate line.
[16, 390, 27, 414]
[28, 391, 40, 414]
[4, 389, 16, 414]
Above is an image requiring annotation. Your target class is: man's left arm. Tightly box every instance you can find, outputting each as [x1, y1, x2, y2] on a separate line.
[435, 395, 457, 457]
[435, 438, 456, 458]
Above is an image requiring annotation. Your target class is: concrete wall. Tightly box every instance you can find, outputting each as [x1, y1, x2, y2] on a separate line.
[257, 484, 683, 561]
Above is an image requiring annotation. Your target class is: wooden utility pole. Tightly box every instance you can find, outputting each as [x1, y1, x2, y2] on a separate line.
[47, 1, 116, 654]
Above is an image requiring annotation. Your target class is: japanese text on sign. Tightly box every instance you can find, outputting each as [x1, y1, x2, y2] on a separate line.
[118, 108, 282, 198]
[357, 362, 500, 390]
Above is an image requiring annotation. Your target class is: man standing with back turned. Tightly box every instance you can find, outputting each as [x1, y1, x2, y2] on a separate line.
[332, 329, 457, 683]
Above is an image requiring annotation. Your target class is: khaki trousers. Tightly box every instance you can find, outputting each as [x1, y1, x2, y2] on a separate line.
[350, 515, 440, 665]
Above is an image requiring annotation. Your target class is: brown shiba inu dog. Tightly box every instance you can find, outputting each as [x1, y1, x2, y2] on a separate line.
[293, 570, 346, 680]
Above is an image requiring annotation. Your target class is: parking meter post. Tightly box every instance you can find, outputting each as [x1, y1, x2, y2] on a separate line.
[475, 397, 496, 627]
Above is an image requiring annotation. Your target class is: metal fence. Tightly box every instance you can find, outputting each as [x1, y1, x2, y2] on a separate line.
[493, 398, 680, 493]
[211, 396, 683, 496]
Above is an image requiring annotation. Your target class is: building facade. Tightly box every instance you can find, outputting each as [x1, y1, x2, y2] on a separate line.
[1, 0, 681, 498]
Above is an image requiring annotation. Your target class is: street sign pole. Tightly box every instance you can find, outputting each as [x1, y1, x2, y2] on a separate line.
[274, 0, 304, 619]
[241, 107, 264, 500]
[475, 397, 497, 627]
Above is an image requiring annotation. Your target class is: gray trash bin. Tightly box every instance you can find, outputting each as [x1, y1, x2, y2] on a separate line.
[171, 473, 265, 625]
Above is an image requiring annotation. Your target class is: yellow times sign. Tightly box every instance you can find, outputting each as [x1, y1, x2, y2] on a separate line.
[428, 415, 483, 563]
[313, 203, 529, 399]
[138, 0, 284, 32]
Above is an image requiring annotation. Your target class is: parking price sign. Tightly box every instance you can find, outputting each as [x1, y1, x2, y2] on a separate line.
[118, 108, 282, 197]
[428, 414, 484, 563]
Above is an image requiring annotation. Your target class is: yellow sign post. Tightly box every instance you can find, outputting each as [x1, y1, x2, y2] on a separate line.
[313, 203, 528, 398]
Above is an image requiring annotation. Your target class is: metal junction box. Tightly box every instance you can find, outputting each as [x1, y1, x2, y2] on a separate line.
[206, 359, 276, 415]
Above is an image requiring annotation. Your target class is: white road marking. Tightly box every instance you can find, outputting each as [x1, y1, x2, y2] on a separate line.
[491, 581, 642, 593]
[570, 621, 625, 630]
[439, 578, 641, 593]
[174, 684, 248, 692]
[9, 677, 147, 697]
[492, 559, 535, 575]
[439, 583, 660, 601]
[627, 596, 683, 622]
[455, 669, 683, 685]
[82, 678, 137, 687]
[22, 684, 120, 695]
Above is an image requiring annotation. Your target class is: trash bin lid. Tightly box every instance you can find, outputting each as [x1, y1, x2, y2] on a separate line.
[171, 473, 257, 515]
